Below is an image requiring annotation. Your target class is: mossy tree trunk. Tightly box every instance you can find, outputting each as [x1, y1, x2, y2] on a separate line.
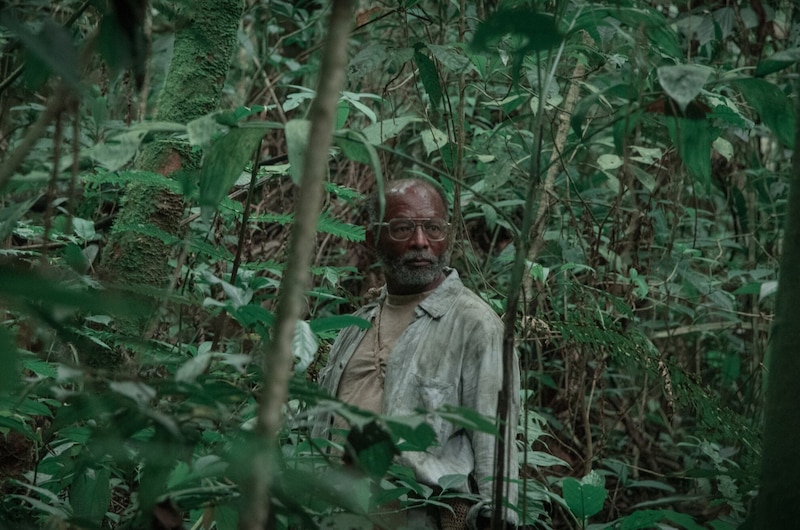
[754, 72, 800, 528]
[97, 0, 242, 364]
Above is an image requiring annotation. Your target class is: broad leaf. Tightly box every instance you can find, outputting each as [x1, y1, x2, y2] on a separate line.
[471, 8, 562, 54]
[755, 47, 800, 77]
[562, 474, 606, 520]
[666, 117, 713, 190]
[414, 43, 442, 108]
[0, 14, 81, 90]
[361, 117, 421, 145]
[346, 420, 398, 478]
[70, 466, 112, 526]
[657, 65, 713, 113]
[733, 78, 796, 147]
[199, 127, 264, 215]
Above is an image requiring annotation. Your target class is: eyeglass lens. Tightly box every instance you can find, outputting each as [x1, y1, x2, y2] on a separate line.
[388, 219, 446, 241]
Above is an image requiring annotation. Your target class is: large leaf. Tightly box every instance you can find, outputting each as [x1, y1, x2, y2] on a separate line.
[471, 8, 562, 54]
[562, 472, 607, 520]
[346, 420, 398, 478]
[755, 47, 800, 77]
[0, 13, 81, 90]
[657, 65, 713, 113]
[666, 117, 713, 189]
[332, 129, 384, 187]
[733, 78, 796, 147]
[414, 43, 442, 108]
[0, 196, 39, 242]
[70, 466, 112, 526]
[310, 315, 372, 334]
[199, 127, 265, 215]
[361, 117, 421, 145]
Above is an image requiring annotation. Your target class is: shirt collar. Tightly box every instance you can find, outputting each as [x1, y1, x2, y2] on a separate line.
[369, 268, 461, 319]
[416, 268, 461, 318]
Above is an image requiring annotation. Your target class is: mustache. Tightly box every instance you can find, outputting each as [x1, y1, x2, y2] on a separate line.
[400, 251, 436, 263]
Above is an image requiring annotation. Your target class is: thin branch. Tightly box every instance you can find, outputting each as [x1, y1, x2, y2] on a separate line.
[238, 1, 355, 528]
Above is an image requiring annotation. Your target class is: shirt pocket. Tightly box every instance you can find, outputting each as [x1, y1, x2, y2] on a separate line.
[411, 373, 456, 411]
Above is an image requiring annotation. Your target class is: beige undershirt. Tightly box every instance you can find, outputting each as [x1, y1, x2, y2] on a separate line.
[336, 290, 432, 420]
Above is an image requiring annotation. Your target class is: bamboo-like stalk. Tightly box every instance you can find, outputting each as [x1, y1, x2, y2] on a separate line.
[237, 1, 355, 528]
[754, 66, 800, 530]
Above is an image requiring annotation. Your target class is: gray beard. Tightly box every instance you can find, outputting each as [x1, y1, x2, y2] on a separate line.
[378, 249, 451, 288]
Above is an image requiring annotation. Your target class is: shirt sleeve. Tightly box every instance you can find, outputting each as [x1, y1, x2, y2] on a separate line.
[460, 307, 520, 525]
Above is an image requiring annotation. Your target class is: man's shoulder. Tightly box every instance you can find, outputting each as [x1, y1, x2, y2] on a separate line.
[434, 270, 503, 325]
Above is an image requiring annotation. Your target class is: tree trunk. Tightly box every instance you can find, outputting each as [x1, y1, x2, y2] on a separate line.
[754, 76, 800, 528]
[96, 0, 242, 365]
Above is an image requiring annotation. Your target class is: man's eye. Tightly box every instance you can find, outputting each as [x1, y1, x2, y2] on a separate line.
[426, 223, 442, 233]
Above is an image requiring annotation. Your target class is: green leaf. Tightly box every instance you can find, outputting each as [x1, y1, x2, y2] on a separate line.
[310, 315, 371, 334]
[666, 117, 713, 190]
[414, 44, 442, 108]
[618, 509, 704, 530]
[211, 504, 239, 530]
[361, 117, 421, 145]
[0, 265, 146, 318]
[657, 65, 713, 113]
[562, 475, 606, 520]
[471, 8, 562, 54]
[384, 415, 437, 451]
[755, 47, 800, 77]
[0, 196, 39, 241]
[286, 119, 312, 185]
[86, 129, 148, 171]
[332, 129, 383, 187]
[733, 78, 796, 147]
[199, 127, 264, 215]
[70, 466, 112, 526]
[0, 13, 81, 90]
[292, 320, 317, 373]
[346, 420, 399, 478]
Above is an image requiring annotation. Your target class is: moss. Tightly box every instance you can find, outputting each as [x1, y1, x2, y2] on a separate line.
[96, 0, 243, 369]
[156, 0, 243, 123]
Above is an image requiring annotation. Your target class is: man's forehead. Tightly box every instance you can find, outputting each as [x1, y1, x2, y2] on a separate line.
[386, 179, 434, 195]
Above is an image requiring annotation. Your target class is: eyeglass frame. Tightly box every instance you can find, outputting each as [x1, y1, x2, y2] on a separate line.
[372, 218, 451, 242]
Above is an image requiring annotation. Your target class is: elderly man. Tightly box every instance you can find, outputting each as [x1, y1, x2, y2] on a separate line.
[315, 178, 519, 529]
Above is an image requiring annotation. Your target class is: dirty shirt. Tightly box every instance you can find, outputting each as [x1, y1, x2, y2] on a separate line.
[313, 269, 520, 525]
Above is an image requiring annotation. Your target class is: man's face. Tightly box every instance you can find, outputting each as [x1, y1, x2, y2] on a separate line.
[373, 181, 451, 295]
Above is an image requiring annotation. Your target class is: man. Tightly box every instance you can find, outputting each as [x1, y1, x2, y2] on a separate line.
[314, 178, 520, 529]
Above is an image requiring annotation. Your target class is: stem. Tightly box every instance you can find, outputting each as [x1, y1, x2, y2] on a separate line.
[237, 1, 354, 528]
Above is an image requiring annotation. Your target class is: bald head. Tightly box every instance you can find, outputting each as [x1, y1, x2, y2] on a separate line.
[366, 179, 449, 225]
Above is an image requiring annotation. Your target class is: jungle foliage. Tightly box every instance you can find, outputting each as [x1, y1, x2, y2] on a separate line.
[0, 0, 797, 529]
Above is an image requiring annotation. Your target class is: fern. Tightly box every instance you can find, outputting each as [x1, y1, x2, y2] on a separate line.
[249, 211, 364, 242]
[84, 170, 183, 194]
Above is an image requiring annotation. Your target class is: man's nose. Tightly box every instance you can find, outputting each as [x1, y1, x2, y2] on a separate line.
[408, 224, 429, 247]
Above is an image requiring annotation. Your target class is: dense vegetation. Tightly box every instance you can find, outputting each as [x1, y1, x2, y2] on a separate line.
[0, 0, 797, 528]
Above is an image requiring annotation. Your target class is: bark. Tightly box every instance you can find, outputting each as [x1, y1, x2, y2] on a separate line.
[754, 75, 800, 529]
[96, 0, 242, 364]
[237, 1, 355, 528]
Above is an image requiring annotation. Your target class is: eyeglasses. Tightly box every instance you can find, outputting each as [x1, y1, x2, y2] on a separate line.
[373, 218, 450, 242]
